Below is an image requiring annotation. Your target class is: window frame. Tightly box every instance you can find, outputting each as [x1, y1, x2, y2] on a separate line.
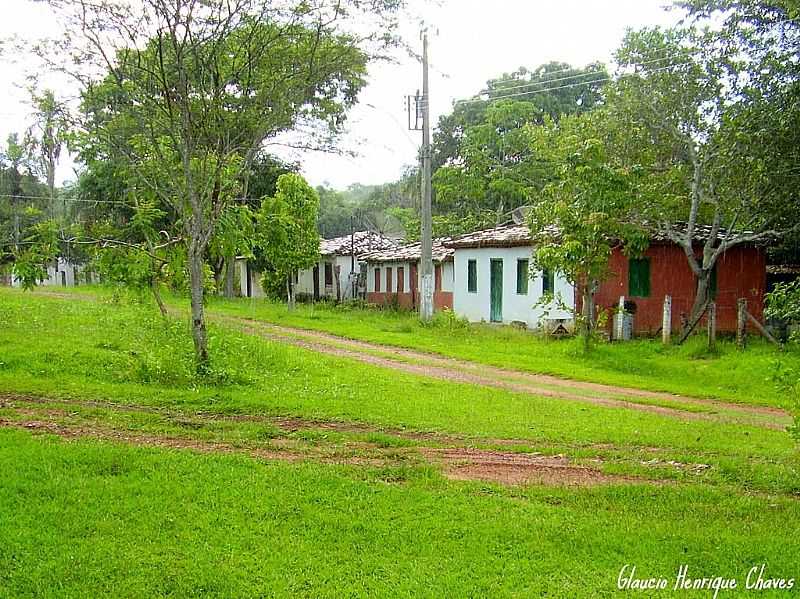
[628, 258, 651, 298]
[542, 268, 554, 295]
[516, 259, 529, 295]
[467, 259, 478, 293]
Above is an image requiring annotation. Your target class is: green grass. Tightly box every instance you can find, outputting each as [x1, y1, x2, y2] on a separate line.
[1, 287, 799, 596]
[196, 293, 800, 410]
[2, 430, 800, 598]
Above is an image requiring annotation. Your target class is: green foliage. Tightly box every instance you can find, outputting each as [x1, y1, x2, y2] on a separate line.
[10, 216, 59, 289]
[255, 173, 320, 300]
[424, 307, 470, 332]
[606, 24, 800, 280]
[430, 62, 609, 221]
[526, 113, 648, 347]
[766, 280, 800, 323]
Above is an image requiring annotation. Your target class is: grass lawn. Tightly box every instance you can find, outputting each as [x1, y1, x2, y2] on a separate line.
[1, 287, 799, 596]
[194, 293, 800, 410]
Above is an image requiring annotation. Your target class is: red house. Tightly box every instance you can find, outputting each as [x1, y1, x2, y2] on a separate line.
[592, 236, 767, 335]
[361, 239, 455, 310]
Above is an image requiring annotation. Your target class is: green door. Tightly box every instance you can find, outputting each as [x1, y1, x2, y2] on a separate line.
[490, 259, 503, 323]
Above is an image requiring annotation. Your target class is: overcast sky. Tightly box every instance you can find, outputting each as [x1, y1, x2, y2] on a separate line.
[0, 0, 680, 190]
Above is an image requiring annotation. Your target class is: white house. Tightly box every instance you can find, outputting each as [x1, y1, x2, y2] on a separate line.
[294, 231, 398, 301]
[361, 239, 455, 310]
[236, 230, 398, 300]
[445, 224, 574, 329]
[235, 256, 268, 298]
[3, 257, 92, 288]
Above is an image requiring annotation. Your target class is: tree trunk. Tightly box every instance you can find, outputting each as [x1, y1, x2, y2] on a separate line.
[188, 243, 209, 370]
[223, 255, 235, 298]
[581, 283, 595, 352]
[687, 270, 711, 333]
[286, 275, 296, 311]
[151, 278, 168, 318]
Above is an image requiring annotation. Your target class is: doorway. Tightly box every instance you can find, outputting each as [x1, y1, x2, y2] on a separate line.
[490, 259, 503, 323]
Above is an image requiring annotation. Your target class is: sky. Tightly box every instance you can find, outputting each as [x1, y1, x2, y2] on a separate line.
[0, 0, 681, 190]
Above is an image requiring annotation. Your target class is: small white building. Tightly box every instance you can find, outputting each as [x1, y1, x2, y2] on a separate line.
[361, 239, 455, 310]
[445, 224, 574, 329]
[3, 257, 91, 288]
[236, 231, 398, 300]
[235, 257, 268, 298]
[294, 231, 398, 301]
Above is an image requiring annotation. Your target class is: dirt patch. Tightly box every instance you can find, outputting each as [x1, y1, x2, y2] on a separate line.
[423, 447, 634, 486]
[0, 398, 656, 487]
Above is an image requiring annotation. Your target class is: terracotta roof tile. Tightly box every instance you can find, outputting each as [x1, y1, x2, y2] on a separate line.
[361, 238, 454, 263]
[320, 231, 398, 256]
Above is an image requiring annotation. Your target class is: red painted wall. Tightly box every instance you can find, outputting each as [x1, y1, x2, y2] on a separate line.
[591, 244, 766, 334]
[366, 291, 453, 311]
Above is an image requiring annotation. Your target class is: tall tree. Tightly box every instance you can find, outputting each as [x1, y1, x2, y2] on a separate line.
[29, 0, 403, 369]
[606, 25, 800, 325]
[526, 113, 647, 351]
[431, 62, 609, 225]
[25, 89, 69, 220]
[679, 0, 800, 265]
[255, 173, 320, 310]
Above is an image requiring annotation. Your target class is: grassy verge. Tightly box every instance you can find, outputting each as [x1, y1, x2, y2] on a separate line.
[1, 429, 799, 597]
[26, 286, 800, 409]
[195, 294, 799, 410]
[1, 288, 799, 595]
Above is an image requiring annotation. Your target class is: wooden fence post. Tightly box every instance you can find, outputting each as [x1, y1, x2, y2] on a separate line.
[707, 302, 716, 351]
[615, 295, 625, 341]
[662, 295, 672, 346]
[737, 299, 747, 349]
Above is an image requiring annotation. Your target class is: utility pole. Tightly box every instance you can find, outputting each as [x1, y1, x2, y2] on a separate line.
[419, 29, 434, 322]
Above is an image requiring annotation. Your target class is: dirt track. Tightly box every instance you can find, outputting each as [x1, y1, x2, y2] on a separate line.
[0, 393, 639, 487]
[216, 314, 791, 432]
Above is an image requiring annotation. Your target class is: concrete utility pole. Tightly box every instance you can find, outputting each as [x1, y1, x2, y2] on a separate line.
[419, 29, 434, 322]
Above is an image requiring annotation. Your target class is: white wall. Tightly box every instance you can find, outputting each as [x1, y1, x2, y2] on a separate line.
[235, 259, 266, 298]
[295, 255, 361, 300]
[366, 260, 412, 293]
[452, 246, 574, 329]
[27, 258, 85, 287]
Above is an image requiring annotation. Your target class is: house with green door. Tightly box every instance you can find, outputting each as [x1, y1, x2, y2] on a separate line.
[445, 224, 575, 330]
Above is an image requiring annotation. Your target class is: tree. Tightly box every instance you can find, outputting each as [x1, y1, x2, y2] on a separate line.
[208, 204, 255, 298]
[526, 113, 648, 351]
[86, 199, 185, 317]
[254, 173, 320, 310]
[30, 0, 403, 369]
[679, 0, 800, 266]
[25, 89, 69, 220]
[431, 62, 609, 226]
[605, 25, 800, 327]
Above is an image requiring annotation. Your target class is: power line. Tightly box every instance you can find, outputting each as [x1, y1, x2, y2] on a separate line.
[453, 62, 695, 106]
[475, 53, 689, 96]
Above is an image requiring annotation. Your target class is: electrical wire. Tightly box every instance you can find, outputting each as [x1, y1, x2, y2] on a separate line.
[472, 52, 688, 96]
[453, 61, 695, 106]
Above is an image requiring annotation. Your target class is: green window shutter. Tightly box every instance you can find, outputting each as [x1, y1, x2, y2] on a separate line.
[628, 258, 651, 297]
[542, 268, 554, 295]
[516, 259, 529, 294]
[467, 260, 477, 293]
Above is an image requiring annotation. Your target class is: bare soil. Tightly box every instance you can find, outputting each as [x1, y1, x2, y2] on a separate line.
[0, 393, 657, 487]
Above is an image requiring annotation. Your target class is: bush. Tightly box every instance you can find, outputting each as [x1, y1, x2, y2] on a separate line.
[425, 308, 469, 331]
